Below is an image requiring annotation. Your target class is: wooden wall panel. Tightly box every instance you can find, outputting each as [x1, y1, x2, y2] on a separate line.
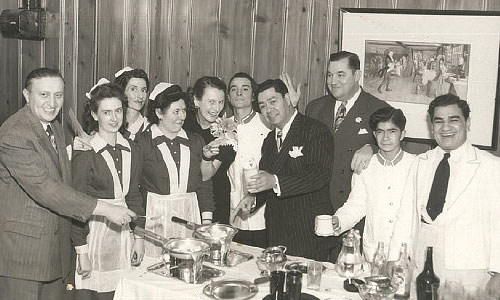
[96, 0, 124, 80]
[359, 0, 395, 8]
[76, 0, 96, 121]
[167, 0, 191, 89]
[306, 0, 330, 104]
[330, 0, 359, 53]
[149, 0, 171, 86]
[126, 0, 150, 71]
[0, 0, 20, 125]
[396, 0, 443, 9]
[284, 0, 313, 113]
[253, 0, 285, 84]
[487, 0, 500, 11]
[444, 0, 485, 10]
[44, 0, 60, 70]
[189, 0, 219, 84]
[218, 0, 254, 83]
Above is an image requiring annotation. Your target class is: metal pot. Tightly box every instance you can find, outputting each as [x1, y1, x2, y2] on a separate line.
[256, 245, 288, 276]
[193, 224, 238, 266]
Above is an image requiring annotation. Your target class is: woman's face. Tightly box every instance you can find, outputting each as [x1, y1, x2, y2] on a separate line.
[195, 86, 225, 124]
[92, 97, 123, 134]
[125, 78, 148, 111]
[156, 99, 187, 136]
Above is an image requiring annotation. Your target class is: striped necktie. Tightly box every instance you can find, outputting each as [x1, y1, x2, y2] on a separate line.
[333, 101, 347, 133]
[46, 124, 58, 152]
[276, 130, 283, 151]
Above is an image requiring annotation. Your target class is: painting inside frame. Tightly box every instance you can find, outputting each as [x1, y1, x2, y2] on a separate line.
[339, 9, 500, 149]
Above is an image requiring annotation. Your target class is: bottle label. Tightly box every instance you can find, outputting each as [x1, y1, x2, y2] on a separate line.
[395, 275, 406, 295]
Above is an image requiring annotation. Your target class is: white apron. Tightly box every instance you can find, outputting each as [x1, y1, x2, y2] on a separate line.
[415, 216, 489, 288]
[75, 136, 133, 293]
[144, 127, 201, 258]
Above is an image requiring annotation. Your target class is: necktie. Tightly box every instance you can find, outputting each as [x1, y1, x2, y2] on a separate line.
[333, 101, 347, 133]
[45, 124, 58, 152]
[276, 130, 283, 151]
[426, 152, 450, 220]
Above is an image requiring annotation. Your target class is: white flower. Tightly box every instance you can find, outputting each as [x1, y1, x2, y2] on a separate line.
[289, 146, 304, 158]
[355, 117, 362, 123]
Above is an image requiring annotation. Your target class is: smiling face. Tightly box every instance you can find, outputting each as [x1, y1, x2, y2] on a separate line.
[195, 86, 225, 126]
[92, 97, 124, 134]
[257, 87, 293, 129]
[125, 77, 148, 111]
[431, 104, 470, 152]
[157, 99, 187, 138]
[326, 58, 361, 102]
[373, 121, 405, 159]
[23, 77, 64, 123]
[229, 77, 253, 109]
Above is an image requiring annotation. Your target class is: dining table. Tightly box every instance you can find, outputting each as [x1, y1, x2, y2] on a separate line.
[113, 242, 368, 300]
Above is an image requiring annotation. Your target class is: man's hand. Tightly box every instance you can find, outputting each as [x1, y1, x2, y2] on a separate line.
[93, 201, 136, 226]
[77, 254, 92, 279]
[247, 171, 276, 193]
[280, 72, 301, 108]
[202, 140, 220, 159]
[131, 238, 145, 266]
[73, 136, 92, 151]
[486, 273, 500, 299]
[351, 144, 374, 175]
[231, 193, 255, 223]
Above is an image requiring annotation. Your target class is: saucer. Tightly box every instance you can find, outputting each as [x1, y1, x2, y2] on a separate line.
[263, 292, 319, 300]
[315, 231, 334, 237]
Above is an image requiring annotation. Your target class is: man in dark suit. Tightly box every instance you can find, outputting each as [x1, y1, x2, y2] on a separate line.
[246, 79, 334, 261]
[306, 51, 389, 259]
[0, 68, 136, 300]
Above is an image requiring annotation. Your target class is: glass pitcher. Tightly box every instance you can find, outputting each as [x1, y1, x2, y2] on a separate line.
[336, 229, 363, 279]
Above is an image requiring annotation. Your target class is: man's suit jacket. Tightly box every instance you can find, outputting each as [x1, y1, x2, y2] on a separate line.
[256, 113, 334, 257]
[388, 143, 500, 273]
[0, 106, 96, 282]
[306, 89, 389, 211]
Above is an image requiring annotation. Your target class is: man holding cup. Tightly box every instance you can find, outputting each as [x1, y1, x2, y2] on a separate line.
[315, 107, 415, 263]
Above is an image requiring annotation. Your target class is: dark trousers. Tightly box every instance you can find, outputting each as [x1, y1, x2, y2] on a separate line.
[75, 289, 114, 300]
[233, 229, 268, 249]
[0, 276, 74, 300]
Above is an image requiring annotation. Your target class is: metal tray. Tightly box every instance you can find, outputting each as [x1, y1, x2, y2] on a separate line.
[203, 279, 258, 300]
[285, 261, 327, 274]
[225, 249, 254, 267]
[146, 261, 225, 283]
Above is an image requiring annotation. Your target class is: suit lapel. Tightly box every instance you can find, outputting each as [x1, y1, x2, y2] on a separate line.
[446, 145, 480, 209]
[272, 114, 303, 173]
[25, 107, 63, 176]
[53, 121, 70, 182]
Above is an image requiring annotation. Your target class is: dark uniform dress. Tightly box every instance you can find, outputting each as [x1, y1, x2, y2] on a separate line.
[183, 111, 235, 224]
[71, 133, 144, 300]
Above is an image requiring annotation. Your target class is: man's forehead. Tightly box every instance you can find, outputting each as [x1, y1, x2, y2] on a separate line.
[433, 104, 465, 119]
[376, 121, 400, 129]
[30, 76, 64, 88]
[257, 88, 279, 101]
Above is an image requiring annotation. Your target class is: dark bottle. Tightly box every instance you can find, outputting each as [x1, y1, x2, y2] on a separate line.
[416, 247, 440, 300]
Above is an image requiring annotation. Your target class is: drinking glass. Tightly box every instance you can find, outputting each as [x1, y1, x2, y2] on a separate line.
[307, 261, 323, 291]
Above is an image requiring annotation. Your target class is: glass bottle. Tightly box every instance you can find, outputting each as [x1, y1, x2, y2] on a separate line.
[336, 229, 363, 279]
[371, 242, 387, 276]
[393, 243, 412, 299]
[416, 247, 440, 300]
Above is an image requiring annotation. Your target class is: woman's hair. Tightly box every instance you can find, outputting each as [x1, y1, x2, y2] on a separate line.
[187, 76, 227, 111]
[113, 68, 150, 92]
[83, 83, 127, 134]
[146, 84, 187, 125]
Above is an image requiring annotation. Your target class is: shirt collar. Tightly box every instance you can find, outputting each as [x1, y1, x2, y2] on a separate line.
[233, 109, 256, 125]
[336, 86, 362, 113]
[151, 124, 189, 146]
[90, 132, 130, 153]
[437, 141, 468, 162]
[376, 149, 404, 167]
[276, 109, 298, 140]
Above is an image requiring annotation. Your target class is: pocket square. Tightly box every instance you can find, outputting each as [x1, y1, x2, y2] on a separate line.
[358, 128, 369, 135]
[289, 146, 304, 158]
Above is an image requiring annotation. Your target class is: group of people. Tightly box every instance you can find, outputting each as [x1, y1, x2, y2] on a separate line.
[0, 49, 499, 300]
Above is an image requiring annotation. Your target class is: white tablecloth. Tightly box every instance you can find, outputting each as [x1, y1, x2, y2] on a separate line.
[113, 243, 362, 300]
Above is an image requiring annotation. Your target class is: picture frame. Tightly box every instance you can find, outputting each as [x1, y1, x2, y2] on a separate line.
[339, 8, 500, 150]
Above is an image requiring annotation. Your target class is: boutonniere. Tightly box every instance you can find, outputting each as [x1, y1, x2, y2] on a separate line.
[289, 146, 304, 158]
[355, 117, 362, 123]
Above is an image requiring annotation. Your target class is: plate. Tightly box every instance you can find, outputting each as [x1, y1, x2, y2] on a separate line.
[263, 293, 319, 300]
[203, 279, 258, 300]
[285, 261, 327, 274]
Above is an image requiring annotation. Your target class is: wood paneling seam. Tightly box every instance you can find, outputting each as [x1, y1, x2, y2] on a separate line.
[250, 0, 258, 77]
[188, 0, 194, 87]
[282, 0, 288, 72]
[214, 0, 222, 76]
[72, 0, 79, 113]
[305, 0, 314, 104]
[123, 0, 129, 68]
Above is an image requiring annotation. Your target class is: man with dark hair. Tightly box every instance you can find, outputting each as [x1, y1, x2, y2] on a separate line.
[244, 78, 334, 260]
[319, 107, 415, 263]
[306, 51, 390, 258]
[0, 68, 136, 300]
[388, 94, 500, 298]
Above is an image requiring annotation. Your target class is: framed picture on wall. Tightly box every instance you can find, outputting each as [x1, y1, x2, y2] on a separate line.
[339, 8, 500, 150]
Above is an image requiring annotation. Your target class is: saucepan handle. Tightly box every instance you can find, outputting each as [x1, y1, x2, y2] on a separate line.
[134, 227, 169, 244]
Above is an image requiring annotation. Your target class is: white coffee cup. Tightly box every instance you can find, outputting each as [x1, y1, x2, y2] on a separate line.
[315, 215, 335, 236]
